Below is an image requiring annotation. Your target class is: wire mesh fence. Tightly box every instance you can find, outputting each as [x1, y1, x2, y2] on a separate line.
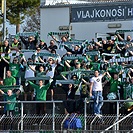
[0, 100, 133, 132]
[0, 113, 133, 132]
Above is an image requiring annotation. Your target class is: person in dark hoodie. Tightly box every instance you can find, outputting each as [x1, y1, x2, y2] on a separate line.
[20, 35, 38, 50]
[64, 44, 83, 55]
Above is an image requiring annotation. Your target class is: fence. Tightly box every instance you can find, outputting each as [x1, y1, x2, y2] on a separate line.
[0, 99, 133, 132]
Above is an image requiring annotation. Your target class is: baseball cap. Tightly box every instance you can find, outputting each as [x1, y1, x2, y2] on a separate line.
[76, 61, 80, 65]
[40, 39, 45, 42]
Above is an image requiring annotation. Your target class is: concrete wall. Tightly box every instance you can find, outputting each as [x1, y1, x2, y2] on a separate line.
[40, 5, 133, 44]
[71, 20, 133, 41]
[40, 7, 70, 44]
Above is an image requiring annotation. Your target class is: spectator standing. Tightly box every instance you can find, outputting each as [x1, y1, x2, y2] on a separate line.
[51, 49, 61, 63]
[47, 40, 58, 52]
[3, 70, 16, 93]
[59, 83, 78, 114]
[10, 38, 21, 51]
[123, 76, 133, 100]
[31, 47, 43, 63]
[106, 72, 122, 114]
[64, 44, 83, 55]
[116, 33, 133, 44]
[38, 40, 47, 50]
[117, 44, 133, 57]
[20, 34, 38, 50]
[1, 40, 11, 54]
[0, 89, 20, 130]
[51, 34, 68, 50]
[28, 79, 53, 115]
[45, 57, 57, 100]
[106, 72, 122, 98]
[1, 57, 23, 85]
[89, 70, 107, 115]
[23, 58, 36, 101]
[38, 56, 57, 100]
[90, 55, 101, 71]
[0, 40, 11, 79]
[0, 89, 20, 116]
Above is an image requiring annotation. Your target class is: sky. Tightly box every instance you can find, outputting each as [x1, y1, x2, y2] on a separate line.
[6, 22, 24, 38]
[6, 22, 16, 35]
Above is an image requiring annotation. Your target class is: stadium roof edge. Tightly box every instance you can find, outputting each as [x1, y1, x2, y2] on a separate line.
[40, 0, 133, 8]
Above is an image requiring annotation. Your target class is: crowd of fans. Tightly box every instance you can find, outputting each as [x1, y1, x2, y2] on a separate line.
[0, 31, 133, 116]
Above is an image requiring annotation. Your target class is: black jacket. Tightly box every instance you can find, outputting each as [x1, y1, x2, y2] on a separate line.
[20, 36, 38, 50]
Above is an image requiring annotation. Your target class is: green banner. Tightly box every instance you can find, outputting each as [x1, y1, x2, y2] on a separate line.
[26, 76, 50, 81]
[116, 41, 131, 45]
[28, 62, 44, 65]
[86, 51, 100, 56]
[61, 70, 94, 75]
[20, 49, 36, 53]
[109, 56, 133, 63]
[64, 41, 83, 45]
[116, 30, 133, 34]
[48, 31, 69, 36]
[56, 80, 75, 84]
[102, 53, 121, 57]
[18, 32, 38, 37]
[37, 53, 58, 57]
[0, 85, 21, 90]
[63, 56, 85, 60]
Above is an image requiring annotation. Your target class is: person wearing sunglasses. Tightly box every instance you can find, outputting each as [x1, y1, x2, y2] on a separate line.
[20, 34, 38, 50]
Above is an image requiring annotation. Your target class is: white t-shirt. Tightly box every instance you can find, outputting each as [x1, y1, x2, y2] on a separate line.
[24, 65, 36, 79]
[90, 75, 103, 91]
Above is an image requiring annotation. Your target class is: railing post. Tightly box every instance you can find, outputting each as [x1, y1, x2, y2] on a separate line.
[116, 101, 120, 132]
[52, 101, 55, 131]
[21, 102, 24, 131]
[84, 98, 87, 131]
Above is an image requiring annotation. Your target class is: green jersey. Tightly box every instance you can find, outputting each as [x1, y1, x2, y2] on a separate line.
[9, 63, 20, 78]
[90, 62, 101, 71]
[4, 93, 17, 111]
[123, 83, 133, 99]
[109, 77, 121, 93]
[3, 76, 16, 92]
[108, 64, 122, 73]
[29, 81, 50, 101]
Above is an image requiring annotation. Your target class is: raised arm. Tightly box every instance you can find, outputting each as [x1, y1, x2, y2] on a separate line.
[81, 78, 90, 85]
[51, 35, 60, 43]
[38, 56, 45, 63]
[89, 81, 93, 97]
[64, 60, 71, 69]
[102, 71, 107, 78]
[28, 81, 38, 89]
[117, 34, 124, 41]
[28, 65, 36, 72]
[61, 74, 68, 80]
[64, 45, 73, 53]
[128, 68, 133, 79]
[1, 56, 9, 64]
[16, 89, 21, 95]
[106, 71, 111, 79]
[95, 41, 103, 47]
[20, 36, 28, 45]
[0, 89, 4, 95]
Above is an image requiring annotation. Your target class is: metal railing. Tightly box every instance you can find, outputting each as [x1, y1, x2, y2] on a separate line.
[101, 111, 133, 133]
[0, 99, 133, 132]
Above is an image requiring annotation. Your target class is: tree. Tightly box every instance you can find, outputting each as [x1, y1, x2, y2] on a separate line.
[22, 7, 40, 34]
[5, 0, 40, 33]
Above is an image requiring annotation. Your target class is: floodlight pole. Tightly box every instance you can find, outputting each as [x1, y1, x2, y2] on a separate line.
[2, 0, 6, 41]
